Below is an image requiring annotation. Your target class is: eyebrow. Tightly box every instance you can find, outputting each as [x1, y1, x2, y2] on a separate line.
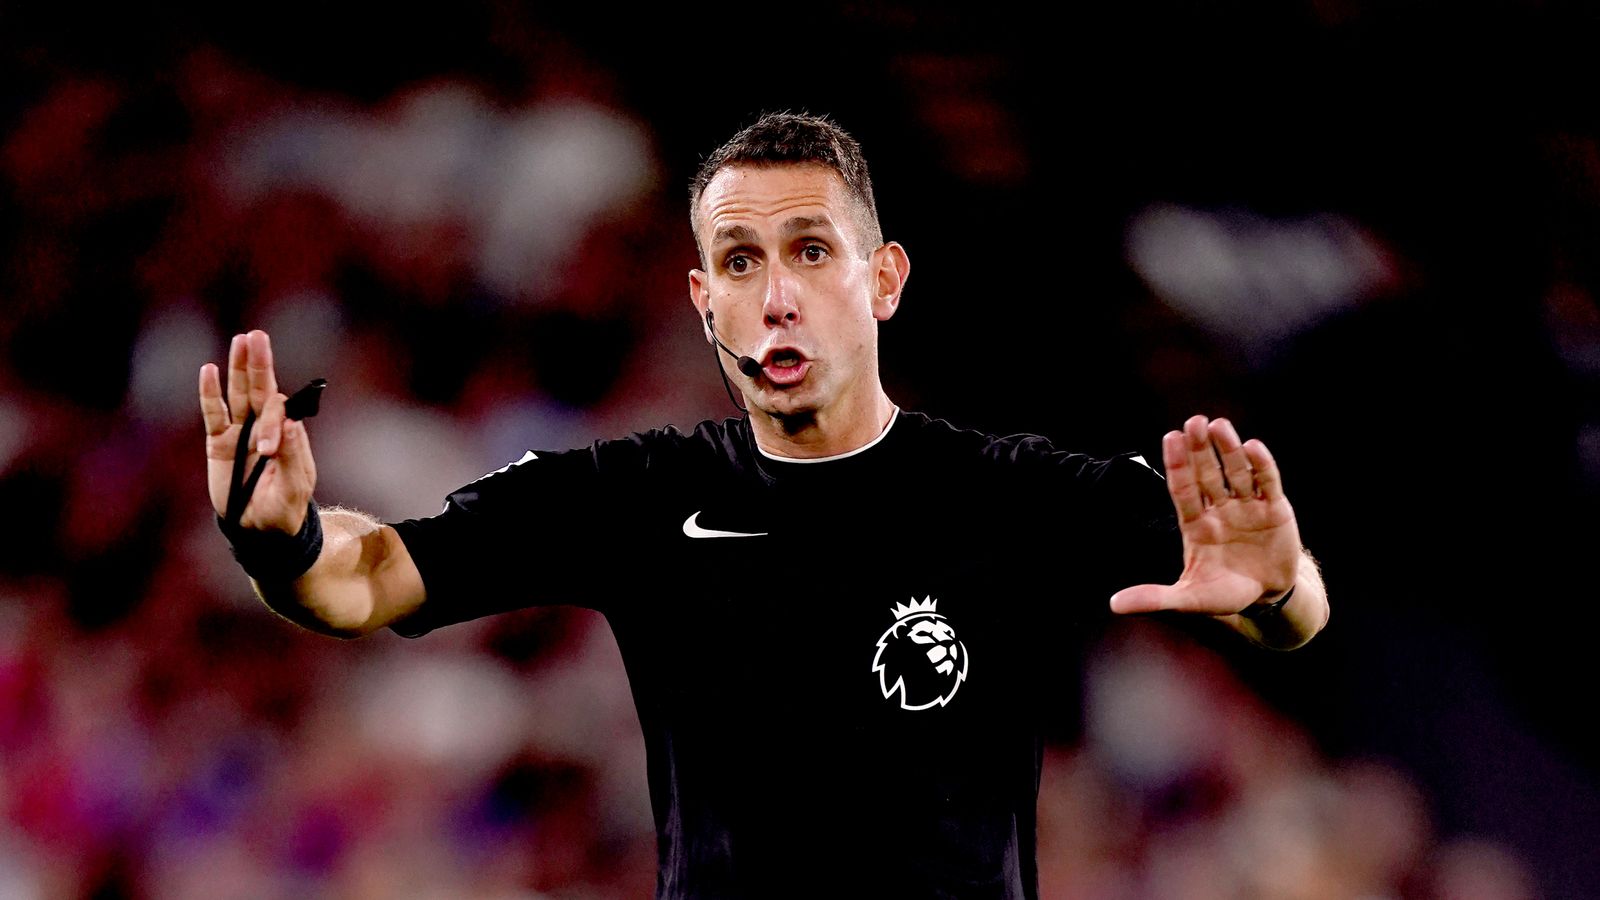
[710, 216, 841, 249]
[711, 224, 759, 248]
[781, 215, 835, 237]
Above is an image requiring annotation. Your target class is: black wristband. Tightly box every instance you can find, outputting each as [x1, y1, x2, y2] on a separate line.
[1239, 585, 1295, 620]
[217, 498, 324, 583]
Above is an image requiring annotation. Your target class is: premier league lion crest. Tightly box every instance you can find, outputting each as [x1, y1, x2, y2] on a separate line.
[871, 597, 969, 710]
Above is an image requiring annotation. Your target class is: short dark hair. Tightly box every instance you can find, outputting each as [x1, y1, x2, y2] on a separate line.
[689, 112, 884, 264]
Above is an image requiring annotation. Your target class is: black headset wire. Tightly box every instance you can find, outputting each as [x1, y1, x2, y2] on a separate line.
[705, 309, 757, 414]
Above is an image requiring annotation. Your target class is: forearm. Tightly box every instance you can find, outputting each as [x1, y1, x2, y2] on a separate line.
[1220, 548, 1329, 650]
[250, 506, 413, 639]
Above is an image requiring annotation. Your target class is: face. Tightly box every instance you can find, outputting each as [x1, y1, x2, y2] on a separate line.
[907, 617, 959, 676]
[688, 164, 908, 420]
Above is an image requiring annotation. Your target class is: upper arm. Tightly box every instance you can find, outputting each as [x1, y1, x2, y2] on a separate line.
[376, 434, 666, 638]
[1056, 448, 1184, 592]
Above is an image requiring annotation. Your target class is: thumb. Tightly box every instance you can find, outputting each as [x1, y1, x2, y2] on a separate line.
[277, 419, 319, 499]
[1109, 583, 1179, 615]
[274, 417, 304, 475]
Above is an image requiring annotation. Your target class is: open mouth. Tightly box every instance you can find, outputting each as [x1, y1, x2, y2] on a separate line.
[766, 349, 803, 368]
[760, 348, 810, 385]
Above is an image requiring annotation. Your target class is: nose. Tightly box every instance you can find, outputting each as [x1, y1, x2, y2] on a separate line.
[762, 266, 800, 327]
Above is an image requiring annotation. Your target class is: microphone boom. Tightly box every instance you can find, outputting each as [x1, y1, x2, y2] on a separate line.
[705, 310, 762, 378]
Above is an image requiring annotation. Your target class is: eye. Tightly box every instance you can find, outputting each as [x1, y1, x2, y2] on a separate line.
[725, 254, 752, 274]
[801, 243, 829, 263]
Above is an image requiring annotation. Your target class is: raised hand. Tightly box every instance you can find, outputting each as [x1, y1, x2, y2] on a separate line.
[199, 330, 316, 535]
[1109, 415, 1303, 618]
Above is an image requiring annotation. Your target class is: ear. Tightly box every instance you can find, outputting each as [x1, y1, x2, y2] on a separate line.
[870, 241, 910, 321]
[688, 268, 713, 343]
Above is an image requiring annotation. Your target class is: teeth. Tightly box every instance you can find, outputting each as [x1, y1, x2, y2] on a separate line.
[774, 358, 798, 368]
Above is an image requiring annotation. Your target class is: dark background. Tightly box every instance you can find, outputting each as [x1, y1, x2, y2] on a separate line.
[2, 2, 1595, 896]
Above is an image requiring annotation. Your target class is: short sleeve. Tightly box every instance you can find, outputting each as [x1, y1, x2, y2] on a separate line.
[385, 437, 653, 638]
[982, 432, 1182, 599]
[1068, 451, 1183, 594]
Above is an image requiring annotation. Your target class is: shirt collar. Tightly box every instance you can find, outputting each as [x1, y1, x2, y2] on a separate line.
[755, 407, 901, 465]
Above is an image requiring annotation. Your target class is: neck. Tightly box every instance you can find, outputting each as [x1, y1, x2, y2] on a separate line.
[749, 384, 896, 460]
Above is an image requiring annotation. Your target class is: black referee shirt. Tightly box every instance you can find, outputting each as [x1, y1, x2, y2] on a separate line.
[388, 409, 1181, 900]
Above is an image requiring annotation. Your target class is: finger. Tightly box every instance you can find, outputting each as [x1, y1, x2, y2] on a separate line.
[1110, 583, 1178, 615]
[199, 363, 231, 437]
[1209, 418, 1255, 500]
[278, 418, 316, 491]
[226, 334, 249, 421]
[1242, 439, 1284, 502]
[1114, 573, 1267, 616]
[247, 330, 278, 415]
[256, 391, 288, 458]
[299, 420, 317, 487]
[1185, 415, 1229, 505]
[1161, 430, 1205, 522]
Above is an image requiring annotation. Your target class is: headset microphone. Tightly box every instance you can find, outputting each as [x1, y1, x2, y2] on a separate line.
[705, 310, 764, 378]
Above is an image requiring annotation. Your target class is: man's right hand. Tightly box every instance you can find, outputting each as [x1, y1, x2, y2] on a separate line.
[198, 330, 426, 638]
[200, 330, 317, 535]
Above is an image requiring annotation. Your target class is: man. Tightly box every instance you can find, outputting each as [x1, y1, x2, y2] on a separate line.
[199, 113, 1328, 899]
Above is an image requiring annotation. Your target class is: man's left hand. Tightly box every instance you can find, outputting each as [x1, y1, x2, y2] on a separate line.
[1110, 415, 1307, 623]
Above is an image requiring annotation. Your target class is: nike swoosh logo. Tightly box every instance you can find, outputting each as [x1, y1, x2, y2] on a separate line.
[682, 511, 767, 539]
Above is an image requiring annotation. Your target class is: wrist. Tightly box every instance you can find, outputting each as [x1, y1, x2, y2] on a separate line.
[217, 498, 324, 583]
[1239, 584, 1295, 620]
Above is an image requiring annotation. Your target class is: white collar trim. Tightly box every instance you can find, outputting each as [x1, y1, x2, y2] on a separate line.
[756, 407, 900, 464]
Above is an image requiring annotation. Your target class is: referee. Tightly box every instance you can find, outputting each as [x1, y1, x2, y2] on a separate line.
[200, 112, 1328, 899]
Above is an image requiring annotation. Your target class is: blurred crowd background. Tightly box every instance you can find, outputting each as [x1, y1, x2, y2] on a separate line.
[3, 1, 1598, 897]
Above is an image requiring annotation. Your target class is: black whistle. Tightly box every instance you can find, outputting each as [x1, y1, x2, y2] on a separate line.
[284, 378, 328, 420]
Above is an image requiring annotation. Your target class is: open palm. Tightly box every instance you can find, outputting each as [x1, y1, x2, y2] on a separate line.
[199, 331, 315, 535]
[1110, 415, 1302, 616]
